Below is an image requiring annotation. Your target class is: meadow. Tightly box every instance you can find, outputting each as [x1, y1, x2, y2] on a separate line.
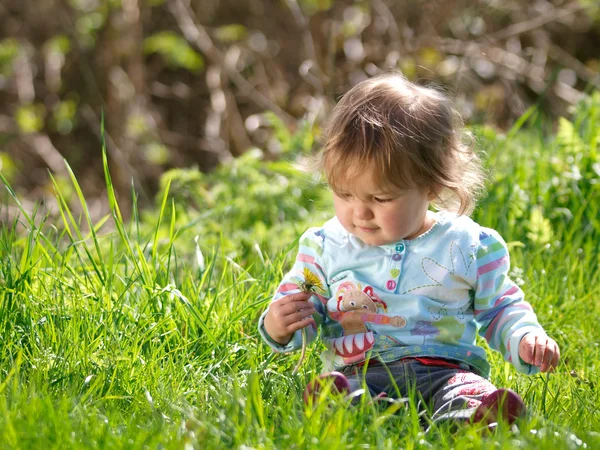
[0, 96, 599, 449]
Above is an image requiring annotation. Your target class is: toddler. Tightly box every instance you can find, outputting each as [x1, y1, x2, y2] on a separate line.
[258, 72, 560, 427]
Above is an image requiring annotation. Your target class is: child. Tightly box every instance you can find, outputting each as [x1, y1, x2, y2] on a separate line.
[258, 72, 560, 426]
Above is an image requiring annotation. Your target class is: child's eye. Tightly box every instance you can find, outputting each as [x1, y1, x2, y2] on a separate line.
[337, 192, 352, 200]
[374, 197, 392, 203]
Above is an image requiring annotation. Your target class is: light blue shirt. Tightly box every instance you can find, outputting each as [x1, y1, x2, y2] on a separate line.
[259, 211, 545, 378]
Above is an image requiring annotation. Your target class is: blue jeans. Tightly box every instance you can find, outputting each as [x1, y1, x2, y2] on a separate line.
[340, 358, 497, 423]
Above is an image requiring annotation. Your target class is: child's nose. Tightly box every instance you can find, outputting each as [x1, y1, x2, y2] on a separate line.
[354, 203, 374, 220]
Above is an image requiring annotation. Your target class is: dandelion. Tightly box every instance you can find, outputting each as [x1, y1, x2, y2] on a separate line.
[300, 268, 324, 293]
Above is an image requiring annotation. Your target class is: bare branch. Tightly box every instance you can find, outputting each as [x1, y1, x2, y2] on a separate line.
[168, 0, 296, 126]
[485, 2, 585, 43]
[373, 0, 402, 54]
[80, 104, 152, 203]
[0, 115, 17, 134]
[549, 44, 600, 89]
[434, 37, 546, 85]
[58, 5, 151, 205]
[14, 45, 35, 104]
[284, 0, 326, 93]
[23, 134, 68, 177]
[225, 91, 252, 156]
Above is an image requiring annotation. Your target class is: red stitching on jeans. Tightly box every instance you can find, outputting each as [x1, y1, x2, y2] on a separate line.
[454, 382, 494, 397]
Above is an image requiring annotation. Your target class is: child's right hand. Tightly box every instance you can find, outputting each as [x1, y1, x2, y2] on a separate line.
[263, 292, 317, 346]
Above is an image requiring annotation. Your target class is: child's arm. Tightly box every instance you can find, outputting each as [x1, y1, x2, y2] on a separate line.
[258, 228, 330, 353]
[473, 228, 559, 374]
[328, 311, 406, 327]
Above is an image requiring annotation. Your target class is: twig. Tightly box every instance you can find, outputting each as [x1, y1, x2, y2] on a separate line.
[225, 90, 253, 156]
[485, 2, 586, 43]
[437, 1, 598, 99]
[372, 0, 402, 54]
[284, 0, 326, 93]
[24, 134, 68, 177]
[0, 115, 17, 134]
[548, 44, 600, 89]
[324, 20, 339, 89]
[80, 104, 152, 204]
[14, 46, 35, 104]
[158, 129, 217, 151]
[168, 0, 296, 127]
[59, 6, 152, 204]
[433, 37, 547, 85]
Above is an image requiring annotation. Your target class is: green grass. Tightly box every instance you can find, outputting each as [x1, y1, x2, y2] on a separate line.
[0, 97, 599, 449]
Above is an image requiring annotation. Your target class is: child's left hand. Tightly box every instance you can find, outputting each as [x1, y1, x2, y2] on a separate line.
[518, 331, 560, 372]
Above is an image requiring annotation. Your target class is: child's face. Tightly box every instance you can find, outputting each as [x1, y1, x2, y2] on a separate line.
[332, 168, 434, 246]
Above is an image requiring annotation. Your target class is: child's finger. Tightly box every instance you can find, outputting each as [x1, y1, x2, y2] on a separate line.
[540, 342, 555, 372]
[287, 316, 316, 334]
[273, 292, 311, 307]
[280, 301, 315, 318]
[550, 344, 560, 370]
[535, 337, 548, 367]
[547, 341, 560, 371]
[271, 295, 311, 313]
[286, 291, 313, 301]
[519, 334, 536, 364]
[282, 299, 315, 313]
[282, 305, 315, 327]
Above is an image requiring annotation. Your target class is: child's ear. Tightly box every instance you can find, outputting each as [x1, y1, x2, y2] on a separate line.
[427, 184, 441, 201]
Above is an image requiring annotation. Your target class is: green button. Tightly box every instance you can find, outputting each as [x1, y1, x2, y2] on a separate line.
[395, 243, 405, 252]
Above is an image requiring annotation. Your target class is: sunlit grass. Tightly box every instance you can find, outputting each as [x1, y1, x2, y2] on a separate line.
[0, 98, 599, 448]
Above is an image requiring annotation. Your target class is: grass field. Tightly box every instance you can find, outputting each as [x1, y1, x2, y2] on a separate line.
[0, 98, 599, 449]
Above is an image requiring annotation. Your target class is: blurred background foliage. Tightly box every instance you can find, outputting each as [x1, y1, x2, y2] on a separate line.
[0, 0, 599, 222]
[147, 91, 600, 269]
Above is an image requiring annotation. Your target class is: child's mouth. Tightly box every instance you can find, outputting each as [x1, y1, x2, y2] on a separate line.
[358, 226, 378, 233]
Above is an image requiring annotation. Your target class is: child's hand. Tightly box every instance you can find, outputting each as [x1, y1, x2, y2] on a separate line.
[518, 331, 560, 372]
[263, 292, 317, 346]
[389, 316, 407, 328]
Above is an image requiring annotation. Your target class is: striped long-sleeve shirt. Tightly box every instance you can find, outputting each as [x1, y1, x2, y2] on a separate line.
[258, 211, 546, 378]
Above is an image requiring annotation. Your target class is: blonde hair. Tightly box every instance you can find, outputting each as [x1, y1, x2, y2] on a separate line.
[317, 72, 485, 215]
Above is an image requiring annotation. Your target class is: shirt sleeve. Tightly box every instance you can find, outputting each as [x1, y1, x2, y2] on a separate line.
[473, 228, 545, 374]
[258, 227, 330, 353]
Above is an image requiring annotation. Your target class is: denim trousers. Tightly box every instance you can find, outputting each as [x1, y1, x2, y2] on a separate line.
[340, 358, 497, 423]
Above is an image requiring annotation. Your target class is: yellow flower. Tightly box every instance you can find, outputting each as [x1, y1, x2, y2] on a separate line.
[300, 268, 324, 293]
